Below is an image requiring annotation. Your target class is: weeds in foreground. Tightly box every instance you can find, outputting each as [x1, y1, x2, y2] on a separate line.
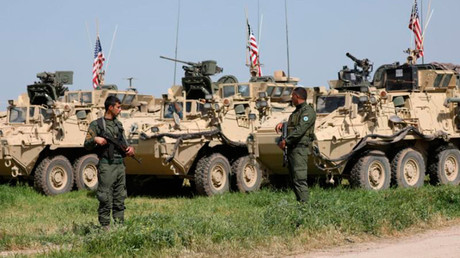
[0, 184, 459, 256]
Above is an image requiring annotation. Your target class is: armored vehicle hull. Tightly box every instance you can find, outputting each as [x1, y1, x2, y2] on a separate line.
[0, 72, 160, 195]
[249, 55, 460, 190]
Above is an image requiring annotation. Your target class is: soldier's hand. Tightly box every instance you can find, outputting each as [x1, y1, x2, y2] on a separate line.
[94, 136, 107, 146]
[125, 146, 135, 157]
[278, 139, 286, 150]
[275, 123, 283, 134]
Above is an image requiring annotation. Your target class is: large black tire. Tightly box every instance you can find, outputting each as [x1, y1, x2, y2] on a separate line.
[34, 155, 74, 196]
[349, 151, 391, 190]
[391, 148, 425, 188]
[428, 145, 460, 186]
[195, 153, 231, 196]
[74, 154, 99, 191]
[232, 156, 262, 193]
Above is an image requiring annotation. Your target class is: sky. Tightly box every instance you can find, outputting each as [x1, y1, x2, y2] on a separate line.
[1, 0, 459, 109]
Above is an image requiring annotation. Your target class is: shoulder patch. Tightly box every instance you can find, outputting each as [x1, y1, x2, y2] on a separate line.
[303, 116, 309, 122]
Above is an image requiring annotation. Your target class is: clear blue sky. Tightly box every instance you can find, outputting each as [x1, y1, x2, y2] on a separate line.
[1, 0, 459, 109]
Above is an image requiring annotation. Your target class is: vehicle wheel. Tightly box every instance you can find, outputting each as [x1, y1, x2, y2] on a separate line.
[349, 151, 391, 190]
[391, 148, 425, 188]
[74, 154, 99, 191]
[232, 156, 262, 193]
[428, 146, 460, 186]
[34, 155, 74, 195]
[195, 153, 231, 196]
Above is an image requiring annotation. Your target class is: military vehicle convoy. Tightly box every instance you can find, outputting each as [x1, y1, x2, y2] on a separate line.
[0, 71, 160, 195]
[248, 51, 460, 190]
[136, 58, 300, 195]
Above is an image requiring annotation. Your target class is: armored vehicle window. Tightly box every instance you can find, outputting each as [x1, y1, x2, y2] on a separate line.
[40, 108, 52, 121]
[316, 96, 345, 114]
[9, 107, 27, 123]
[266, 86, 275, 96]
[283, 87, 293, 96]
[186, 101, 192, 113]
[273, 87, 283, 97]
[163, 102, 183, 119]
[123, 94, 135, 105]
[197, 102, 203, 112]
[433, 74, 443, 87]
[29, 107, 35, 118]
[238, 85, 250, 97]
[223, 86, 235, 98]
[81, 92, 92, 104]
[442, 74, 453, 87]
[116, 94, 125, 103]
[68, 93, 79, 102]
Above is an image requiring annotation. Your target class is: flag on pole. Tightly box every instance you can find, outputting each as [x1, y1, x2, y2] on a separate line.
[92, 36, 105, 89]
[408, 0, 424, 58]
[247, 22, 262, 77]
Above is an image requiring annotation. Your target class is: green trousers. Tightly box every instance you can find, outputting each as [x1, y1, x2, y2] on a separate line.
[96, 161, 127, 226]
[287, 147, 309, 202]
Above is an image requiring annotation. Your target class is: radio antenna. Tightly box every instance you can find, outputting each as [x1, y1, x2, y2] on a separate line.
[173, 0, 181, 86]
[284, 0, 291, 82]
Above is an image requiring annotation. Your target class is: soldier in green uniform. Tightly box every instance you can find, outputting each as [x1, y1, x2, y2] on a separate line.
[84, 96, 135, 228]
[276, 87, 316, 202]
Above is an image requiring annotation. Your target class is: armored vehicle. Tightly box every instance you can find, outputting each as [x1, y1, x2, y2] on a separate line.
[248, 51, 460, 190]
[136, 57, 300, 195]
[0, 71, 160, 195]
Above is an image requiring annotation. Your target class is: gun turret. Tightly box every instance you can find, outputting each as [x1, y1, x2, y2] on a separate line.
[335, 53, 373, 88]
[346, 52, 373, 77]
[27, 71, 73, 106]
[160, 56, 223, 76]
[160, 56, 223, 99]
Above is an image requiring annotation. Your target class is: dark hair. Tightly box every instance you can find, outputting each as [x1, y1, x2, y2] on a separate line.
[104, 96, 121, 111]
[292, 87, 307, 100]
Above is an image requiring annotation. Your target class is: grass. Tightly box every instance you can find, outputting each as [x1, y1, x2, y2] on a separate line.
[0, 184, 459, 257]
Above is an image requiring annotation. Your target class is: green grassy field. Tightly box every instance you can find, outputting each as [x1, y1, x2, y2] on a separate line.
[1, 184, 459, 257]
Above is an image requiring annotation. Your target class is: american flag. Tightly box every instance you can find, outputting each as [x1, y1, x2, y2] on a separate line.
[92, 36, 105, 89]
[408, 0, 424, 58]
[247, 22, 262, 77]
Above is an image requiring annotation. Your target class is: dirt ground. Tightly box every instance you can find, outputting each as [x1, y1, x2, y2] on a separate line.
[300, 223, 460, 258]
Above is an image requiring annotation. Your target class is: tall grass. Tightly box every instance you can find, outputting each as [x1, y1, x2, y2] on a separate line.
[0, 184, 459, 256]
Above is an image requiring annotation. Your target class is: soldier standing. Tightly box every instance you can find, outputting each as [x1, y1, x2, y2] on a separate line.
[84, 96, 135, 228]
[276, 87, 316, 202]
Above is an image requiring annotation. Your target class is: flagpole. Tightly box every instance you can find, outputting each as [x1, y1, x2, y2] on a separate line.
[245, 8, 248, 64]
[284, 0, 291, 82]
[105, 24, 118, 75]
[173, 0, 181, 86]
[420, 0, 424, 64]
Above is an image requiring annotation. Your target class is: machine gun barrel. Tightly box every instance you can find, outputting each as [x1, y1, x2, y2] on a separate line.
[346, 52, 361, 65]
[160, 56, 198, 67]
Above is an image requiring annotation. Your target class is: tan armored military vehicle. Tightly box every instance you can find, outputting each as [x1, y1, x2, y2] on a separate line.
[0, 71, 160, 195]
[136, 58, 299, 195]
[248, 51, 460, 190]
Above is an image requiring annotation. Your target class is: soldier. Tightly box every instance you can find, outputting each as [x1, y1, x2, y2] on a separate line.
[276, 87, 316, 202]
[84, 96, 135, 229]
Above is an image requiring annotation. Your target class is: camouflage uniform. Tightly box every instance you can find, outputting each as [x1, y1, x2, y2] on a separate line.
[285, 102, 316, 202]
[84, 118, 128, 226]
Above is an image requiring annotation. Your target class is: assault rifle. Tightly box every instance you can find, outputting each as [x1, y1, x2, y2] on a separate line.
[100, 131, 142, 164]
[280, 122, 289, 167]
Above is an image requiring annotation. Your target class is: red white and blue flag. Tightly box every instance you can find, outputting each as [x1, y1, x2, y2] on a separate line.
[92, 36, 105, 89]
[409, 0, 424, 58]
[247, 22, 262, 77]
